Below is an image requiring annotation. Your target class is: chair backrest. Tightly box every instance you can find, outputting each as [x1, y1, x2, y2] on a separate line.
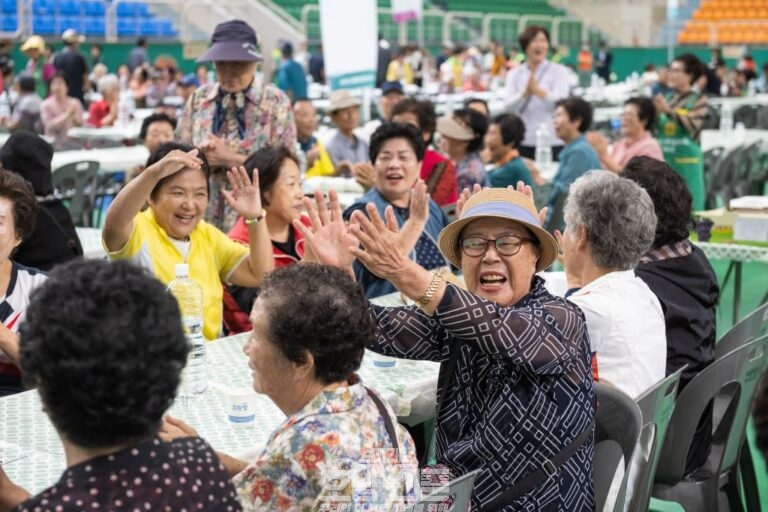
[406, 468, 482, 512]
[654, 335, 768, 485]
[51, 160, 100, 227]
[716, 301, 768, 359]
[544, 190, 568, 234]
[593, 382, 643, 512]
[627, 369, 683, 512]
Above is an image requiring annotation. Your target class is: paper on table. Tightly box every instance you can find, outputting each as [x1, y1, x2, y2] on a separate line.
[729, 196, 768, 211]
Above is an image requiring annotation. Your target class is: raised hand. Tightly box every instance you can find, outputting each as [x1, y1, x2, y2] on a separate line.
[455, 183, 483, 217]
[145, 148, 203, 181]
[349, 204, 410, 281]
[221, 166, 263, 220]
[511, 180, 548, 226]
[293, 190, 357, 271]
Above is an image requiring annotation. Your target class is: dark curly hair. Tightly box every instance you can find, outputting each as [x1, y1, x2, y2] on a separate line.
[556, 97, 593, 133]
[243, 146, 300, 206]
[258, 264, 373, 384]
[491, 113, 526, 149]
[146, 141, 210, 201]
[139, 112, 177, 141]
[622, 156, 694, 249]
[452, 107, 488, 153]
[0, 170, 38, 244]
[369, 122, 426, 163]
[390, 98, 437, 144]
[19, 259, 189, 449]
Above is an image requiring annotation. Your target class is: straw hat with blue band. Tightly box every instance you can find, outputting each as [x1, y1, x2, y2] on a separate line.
[437, 188, 559, 272]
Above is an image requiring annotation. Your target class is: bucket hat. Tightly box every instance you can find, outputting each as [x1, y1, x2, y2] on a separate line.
[196, 20, 262, 63]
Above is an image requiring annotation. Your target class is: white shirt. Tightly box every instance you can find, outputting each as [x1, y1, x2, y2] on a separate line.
[503, 59, 571, 147]
[568, 270, 667, 399]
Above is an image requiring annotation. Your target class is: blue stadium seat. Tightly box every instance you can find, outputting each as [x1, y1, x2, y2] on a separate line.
[60, 16, 82, 31]
[139, 19, 159, 36]
[84, 17, 105, 36]
[158, 19, 176, 38]
[117, 18, 138, 37]
[59, 0, 81, 16]
[2, 0, 16, 15]
[136, 3, 150, 17]
[84, 1, 105, 16]
[32, 0, 54, 15]
[116, 3, 137, 17]
[32, 16, 56, 35]
[1, 14, 16, 31]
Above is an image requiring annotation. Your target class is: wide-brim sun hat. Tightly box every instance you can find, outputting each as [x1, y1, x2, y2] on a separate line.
[436, 115, 474, 141]
[197, 20, 263, 63]
[61, 29, 84, 44]
[437, 188, 558, 273]
[21, 35, 45, 53]
[328, 89, 361, 113]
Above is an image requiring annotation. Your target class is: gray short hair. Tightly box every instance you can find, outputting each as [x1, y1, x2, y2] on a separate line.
[97, 73, 120, 94]
[564, 171, 657, 270]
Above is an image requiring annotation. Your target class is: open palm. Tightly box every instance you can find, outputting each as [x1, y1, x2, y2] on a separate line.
[294, 190, 357, 272]
[221, 166, 263, 220]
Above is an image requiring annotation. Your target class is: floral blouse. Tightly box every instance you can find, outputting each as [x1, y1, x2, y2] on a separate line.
[176, 79, 297, 230]
[232, 376, 419, 511]
[370, 278, 595, 511]
[454, 151, 490, 192]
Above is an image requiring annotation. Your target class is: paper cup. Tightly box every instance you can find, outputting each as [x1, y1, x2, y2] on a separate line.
[225, 387, 257, 426]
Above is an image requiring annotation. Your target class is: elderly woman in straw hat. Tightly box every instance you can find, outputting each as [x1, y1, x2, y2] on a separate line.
[296, 185, 595, 510]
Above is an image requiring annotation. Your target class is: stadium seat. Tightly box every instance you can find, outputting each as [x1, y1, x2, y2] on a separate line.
[1, 14, 16, 31]
[117, 18, 139, 37]
[117, 3, 137, 17]
[84, 1, 105, 16]
[32, 15, 56, 35]
[60, 16, 82, 32]
[139, 19, 160, 37]
[59, 0, 81, 16]
[84, 17, 105, 36]
[2, 0, 16, 14]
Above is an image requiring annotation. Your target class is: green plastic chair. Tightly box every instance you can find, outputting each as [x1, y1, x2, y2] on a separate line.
[652, 335, 768, 512]
[406, 468, 482, 512]
[51, 160, 101, 227]
[594, 382, 643, 512]
[628, 369, 683, 512]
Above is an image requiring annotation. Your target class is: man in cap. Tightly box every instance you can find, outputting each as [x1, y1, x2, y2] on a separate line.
[176, 19, 295, 231]
[325, 89, 369, 178]
[276, 41, 307, 102]
[361, 80, 405, 142]
[20, 35, 47, 98]
[53, 29, 88, 105]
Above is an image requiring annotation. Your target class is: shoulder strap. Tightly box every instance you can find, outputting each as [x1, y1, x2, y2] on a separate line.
[426, 161, 447, 195]
[366, 387, 402, 465]
[517, 62, 551, 116]
[480, 420, 594, 510]
[39, 205, 83, 256]
[420, 341, 460, 467]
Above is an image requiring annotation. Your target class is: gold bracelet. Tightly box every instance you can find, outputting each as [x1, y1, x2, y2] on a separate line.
[415, 270, 445, 308]
[244, 209, 267, 225]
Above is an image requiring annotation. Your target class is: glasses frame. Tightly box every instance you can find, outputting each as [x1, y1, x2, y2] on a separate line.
[460, 236, 534, 258]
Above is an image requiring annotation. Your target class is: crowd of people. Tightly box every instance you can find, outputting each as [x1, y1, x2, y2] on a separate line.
[0, 16, 765, 512]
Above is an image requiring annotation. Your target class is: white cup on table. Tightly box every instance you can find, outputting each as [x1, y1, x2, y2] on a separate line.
[225, 387, 258, 427]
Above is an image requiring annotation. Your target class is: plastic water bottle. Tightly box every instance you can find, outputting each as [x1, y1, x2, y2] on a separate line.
[0, 91, 10, 121]
[535, 123, 552, 173]
[117, 90, 134, 127]
[719, 102, 733, 134]
[167, 264, 206, 398]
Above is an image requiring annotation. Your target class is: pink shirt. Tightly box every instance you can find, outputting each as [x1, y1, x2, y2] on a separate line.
[611, 132, 664, 168]
[40, 96, 83, 148]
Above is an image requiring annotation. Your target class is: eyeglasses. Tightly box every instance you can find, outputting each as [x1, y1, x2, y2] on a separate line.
[460, 236, 533, 257]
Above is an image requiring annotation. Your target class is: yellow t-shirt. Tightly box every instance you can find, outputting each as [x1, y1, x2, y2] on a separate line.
[304, 140, 336, 178]
[105, 209, 248, 340]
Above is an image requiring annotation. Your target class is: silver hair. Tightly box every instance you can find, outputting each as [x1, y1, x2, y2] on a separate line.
[97, 73, 120, 94]
[564, 171, 657, 270]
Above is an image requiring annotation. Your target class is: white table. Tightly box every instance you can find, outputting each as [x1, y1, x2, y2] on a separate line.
[51, 145, 149, 174]
[67, 122, 141, 142]
[0, 329, 439, 494]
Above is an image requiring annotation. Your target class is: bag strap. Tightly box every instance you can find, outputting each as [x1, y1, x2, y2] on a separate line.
[40, 205, 83, 256]
[516, 61, 551, 116]
[420, 341, 460, 467]
[480, 420, 594, 511]
[425, 161, 447, 195]
[366, 386, 402, 465]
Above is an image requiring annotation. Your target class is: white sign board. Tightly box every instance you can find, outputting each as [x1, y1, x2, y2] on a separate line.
[320, 0, 378, 91]
[392, 0, 423, 23]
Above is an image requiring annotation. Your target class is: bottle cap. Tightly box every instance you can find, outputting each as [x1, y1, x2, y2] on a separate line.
[175, 263, 189, 278]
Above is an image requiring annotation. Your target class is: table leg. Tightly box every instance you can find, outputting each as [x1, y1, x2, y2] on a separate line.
[733, 262, 742, 326]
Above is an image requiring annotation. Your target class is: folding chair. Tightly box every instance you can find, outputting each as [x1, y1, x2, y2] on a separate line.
[652, 335, 768, 512]
[51, 160, 100, 227]
[594, 382, 643, 512]
[628, 369, 683, 512]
